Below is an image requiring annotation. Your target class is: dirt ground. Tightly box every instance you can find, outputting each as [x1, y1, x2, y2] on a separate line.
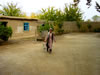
[0, 33, 100, 75]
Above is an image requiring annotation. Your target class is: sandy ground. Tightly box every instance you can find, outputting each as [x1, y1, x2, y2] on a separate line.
[0, 33, 100, 75]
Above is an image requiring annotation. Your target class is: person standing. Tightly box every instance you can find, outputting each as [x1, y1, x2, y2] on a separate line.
[44, 28, 56, 53]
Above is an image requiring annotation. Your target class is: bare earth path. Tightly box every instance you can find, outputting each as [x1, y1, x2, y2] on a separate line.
[0, 33, 100, 75]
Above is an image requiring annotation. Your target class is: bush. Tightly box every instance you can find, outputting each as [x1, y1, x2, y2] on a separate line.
[56, 21, 63, 28]
[87, 23, 92, 31]
[77, 21, 81, 30]
[53, 21, 64, 35]
[38, 22, 54, 32]
[94, 28, 100, 32]
[0, 26, 12, 41]
[54, 24, 64, 35]
[58, 29, 64, 34]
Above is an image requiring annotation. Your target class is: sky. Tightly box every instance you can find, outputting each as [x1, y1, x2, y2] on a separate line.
[0, 0, 100, 20]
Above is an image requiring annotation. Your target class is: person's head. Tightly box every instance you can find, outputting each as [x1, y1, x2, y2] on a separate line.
[49, 28, 53, 33]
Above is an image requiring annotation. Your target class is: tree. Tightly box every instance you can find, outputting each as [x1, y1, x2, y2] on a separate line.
[20, 12, 27, 17]
[38, 7, 64, 21]
[64, 4, 83, 21]
[30, 12, 38, 18]
[92, 15, 100, 21]
[39, 7, 57, 21]
[86, 19, 91, 22]
[0, 2, 26, 17]
[39, 4, 83, 21]
[38, 5, 83, 34]
[38, 7, 64, 34]
[73, 0, 100, 12]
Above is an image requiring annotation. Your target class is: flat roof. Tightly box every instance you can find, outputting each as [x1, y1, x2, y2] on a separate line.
[0, 16, 38, 21]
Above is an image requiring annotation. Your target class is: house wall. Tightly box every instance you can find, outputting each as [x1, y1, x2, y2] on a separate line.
[0, 19, 40, 38]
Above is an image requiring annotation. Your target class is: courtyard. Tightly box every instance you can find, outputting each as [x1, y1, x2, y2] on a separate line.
[0, 33, 100, 75]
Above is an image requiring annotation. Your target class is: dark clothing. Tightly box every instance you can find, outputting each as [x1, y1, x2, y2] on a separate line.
[46, 33, 54, 52]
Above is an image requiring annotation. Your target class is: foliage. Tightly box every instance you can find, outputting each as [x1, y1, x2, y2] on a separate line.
[38, 21, 53, 32]
[39, 5, 83, 21]
[77, 21, 82, 29]
[38, 4, 83, 34]
[0, 25, 12, 41]
[94, 28, 100, 32]
[64, 4, 83, 21]
[86, 19, 91, 22]
[54, 21, 63, 28]
[30, 12, 38, 18]
[87, 23, 92, 31]
[0, 2, 26, 17]
[39, 7, 63, 21]
[54, 26, 64, 34]
[92, 15, 100, 21]
[20, 12, 27, 17]
[53, 21, 64, 34]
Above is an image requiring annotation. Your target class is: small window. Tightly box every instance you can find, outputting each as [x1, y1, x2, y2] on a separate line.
[24, 23, 29, 31]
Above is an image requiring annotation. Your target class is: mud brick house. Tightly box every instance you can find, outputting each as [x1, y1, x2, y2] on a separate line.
[0, 16, 41, 38]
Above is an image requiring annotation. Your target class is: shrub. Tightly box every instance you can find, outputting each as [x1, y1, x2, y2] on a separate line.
[38, 22, 54, 32]
[87, 23, 92, 31]
[58, 29, 64, 34]
[94, 28, 100, 32]
[53, 21, 64, 35]
[54, 24, 64, 35]
[0, 26, 12, 41]
[77, 21, 81, 30]
[56, 21, 63, 29]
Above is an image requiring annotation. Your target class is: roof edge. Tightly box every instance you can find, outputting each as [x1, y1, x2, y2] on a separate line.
[0, 16, 38, 21]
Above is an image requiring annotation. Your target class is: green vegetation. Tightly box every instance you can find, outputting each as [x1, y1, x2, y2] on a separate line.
[38, 4, 83, 34]
[0, 25, 12, 41]
[94, 28, 100, 32]
[87, 23, 92, 31]
[0, 2, 26, 17]
[53, 21, 64, 34]
[64, 4, 83, 21]
[92, 15, 100, 21]
[39, 7, 63, 21]
[38, 21, 53, 32]
[77, 21, 82, 30]
[39, 4, 83, 21]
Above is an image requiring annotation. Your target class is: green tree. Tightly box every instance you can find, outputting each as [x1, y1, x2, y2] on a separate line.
[30, 12, 38, 18]
[64, 4, 83, 21]
[39, 7, 64, 21]
[20, 12, 27, 17]
[38, 5, 83, 34]
[0, 2, 25, 17]
[86, 19, 91, 22]
[39, 5, 83, 21]
[39, 7, 57, 21]
[38, 22, 53, 32]
[38, 7, 64, 34]
[92, 15, 100, 21]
